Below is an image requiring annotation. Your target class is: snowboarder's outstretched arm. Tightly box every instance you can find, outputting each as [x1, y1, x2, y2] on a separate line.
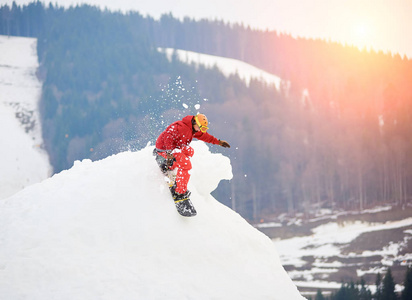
[194, 131, 230, 148]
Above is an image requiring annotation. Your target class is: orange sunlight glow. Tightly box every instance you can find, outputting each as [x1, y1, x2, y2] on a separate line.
[266, 0, 411, 57]
[338, 3, 409, 56]
[337, 9, 395, 55]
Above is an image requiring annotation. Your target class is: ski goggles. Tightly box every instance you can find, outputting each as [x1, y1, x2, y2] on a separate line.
[195, 117, 209, 133]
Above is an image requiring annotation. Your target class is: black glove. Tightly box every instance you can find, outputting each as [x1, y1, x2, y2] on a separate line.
[219, 140, 231, 148]
[165, 152, 175, 167]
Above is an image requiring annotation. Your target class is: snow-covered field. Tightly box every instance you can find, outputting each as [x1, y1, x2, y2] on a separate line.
[0, 35, 51, 200]
[0, 142, 304, 299]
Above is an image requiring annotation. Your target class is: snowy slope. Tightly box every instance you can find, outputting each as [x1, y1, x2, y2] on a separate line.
[0, 141, 304, 299]
[160, 48, 282, 89]
[0, 35, 51, 200]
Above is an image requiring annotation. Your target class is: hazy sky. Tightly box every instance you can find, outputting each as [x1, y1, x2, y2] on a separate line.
[2, 0, 411, 57]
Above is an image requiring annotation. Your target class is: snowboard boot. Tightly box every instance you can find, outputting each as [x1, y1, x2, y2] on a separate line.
[170, 185, 196, 216]
[170, 184, 191, 201]
[169, 184, 196, 217]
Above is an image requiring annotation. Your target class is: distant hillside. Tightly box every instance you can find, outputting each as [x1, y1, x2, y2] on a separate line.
[257, 205, 412, 296]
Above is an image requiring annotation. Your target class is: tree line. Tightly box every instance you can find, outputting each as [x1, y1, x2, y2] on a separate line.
[1, 2, 411, 220]
[311, 267, 412, 300]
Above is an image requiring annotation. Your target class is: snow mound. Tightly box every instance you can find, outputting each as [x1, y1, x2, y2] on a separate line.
[0, 141, 304, 299]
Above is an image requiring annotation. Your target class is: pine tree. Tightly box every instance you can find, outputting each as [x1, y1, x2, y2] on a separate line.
[376, 272, 383, 300]
[382, 268, 398, 300]
[332, 281, 359, 300]
[402, 266, 412, 300]
[359, 277, 372, 300]
[315, 289, 325, 300]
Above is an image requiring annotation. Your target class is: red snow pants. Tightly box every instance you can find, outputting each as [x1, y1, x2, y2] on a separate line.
[159, 146, 194, 194]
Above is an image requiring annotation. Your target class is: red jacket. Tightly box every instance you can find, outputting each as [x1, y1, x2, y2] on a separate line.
[156, 115, 220, 151]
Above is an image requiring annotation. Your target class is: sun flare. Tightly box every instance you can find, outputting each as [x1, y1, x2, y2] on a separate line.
[355, 23, 368, 39]
[350, 21, 374, 50]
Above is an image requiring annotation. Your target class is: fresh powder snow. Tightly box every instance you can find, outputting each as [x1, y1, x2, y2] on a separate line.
[0, 35, 51, 200]
[0, 141, 305, 299]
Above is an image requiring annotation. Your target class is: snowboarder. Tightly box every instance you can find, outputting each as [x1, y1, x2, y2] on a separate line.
[154, 113, 230, 203]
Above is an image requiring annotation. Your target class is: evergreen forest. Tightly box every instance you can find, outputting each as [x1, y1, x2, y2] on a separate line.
[1, 2, 412, 220]
[311, 267, 412, 300]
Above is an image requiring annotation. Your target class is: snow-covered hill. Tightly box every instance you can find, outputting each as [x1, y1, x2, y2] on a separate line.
[0, 142, 304, 299]
[160, 48, 282, 89]
[0, 35, 51, 200]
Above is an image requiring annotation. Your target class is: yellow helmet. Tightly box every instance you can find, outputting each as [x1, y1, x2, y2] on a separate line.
[194, 113, 209, 133]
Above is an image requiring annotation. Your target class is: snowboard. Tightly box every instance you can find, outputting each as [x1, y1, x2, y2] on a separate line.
[164, 169, 197, 217]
